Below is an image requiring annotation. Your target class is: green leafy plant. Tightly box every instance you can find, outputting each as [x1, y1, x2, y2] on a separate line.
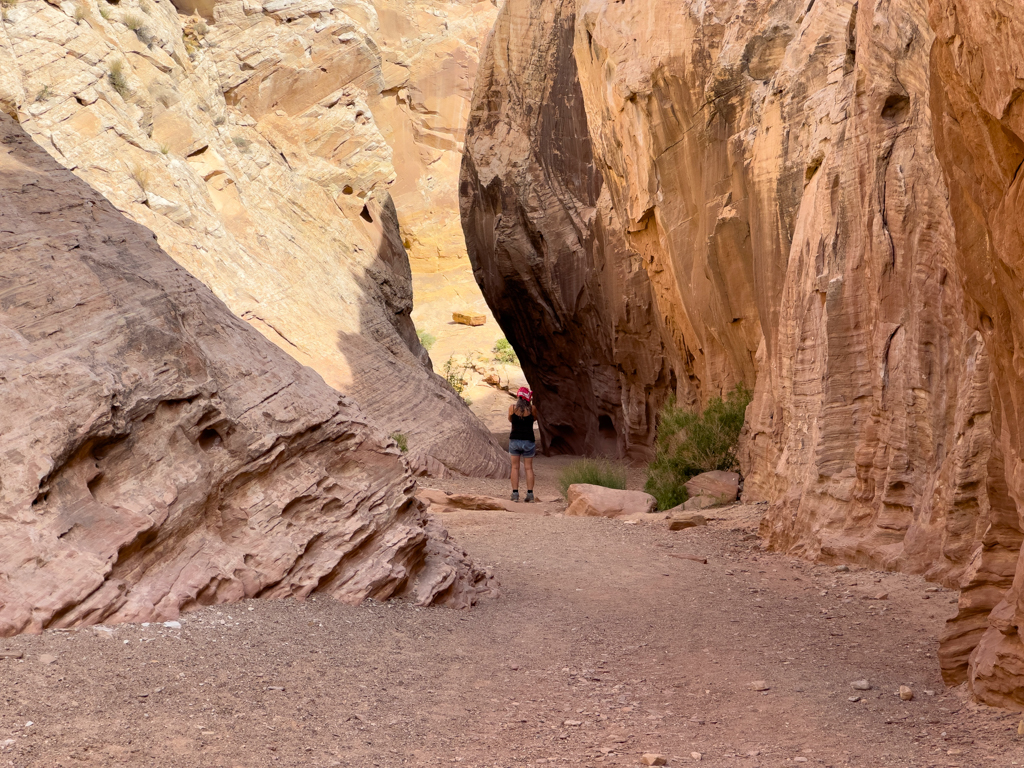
[644, 384, 752, 510]
[417, 329, 436, 352]
[108, 59, 131, 97]
[442, 355, 472, 404]
[98, 3, 110, 18]
[34, 84, 53, 102]
[158, 142, 171, 155]
[390, 432, 408, 453]
[492, 337, 519, 366]
[558, 458, 627, 500]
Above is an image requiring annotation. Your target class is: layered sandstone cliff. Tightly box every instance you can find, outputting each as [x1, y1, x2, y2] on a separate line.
[0, 0, 506, 477]
[0, 113, 494, 634]
[461, 0, 1024, 706]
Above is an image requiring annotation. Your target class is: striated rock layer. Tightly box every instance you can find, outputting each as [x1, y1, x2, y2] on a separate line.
[0, 113, 494, 635]
[462, 0, 1024, 706]
[928, 0, 1024, 708]
[460, 0, 677, 457]
[1, 0, 506, 477]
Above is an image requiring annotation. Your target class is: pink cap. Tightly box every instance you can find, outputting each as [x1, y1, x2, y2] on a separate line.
[516, 387, 533, 402]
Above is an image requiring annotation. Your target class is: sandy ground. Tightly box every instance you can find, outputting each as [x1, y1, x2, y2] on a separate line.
[3, 450, 1024, 768]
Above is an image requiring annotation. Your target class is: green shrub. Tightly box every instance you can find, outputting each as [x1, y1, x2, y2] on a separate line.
[492, 337, 519, 366]
[390, 432, 408, 453]
[558, 458, 627, 499]
[417, 329, 436, 352]
[644, 384, 752, 510]
[442, 355, 472, 404]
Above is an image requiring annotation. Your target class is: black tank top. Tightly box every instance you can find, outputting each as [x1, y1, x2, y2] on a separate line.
[510, 411, 535, 442]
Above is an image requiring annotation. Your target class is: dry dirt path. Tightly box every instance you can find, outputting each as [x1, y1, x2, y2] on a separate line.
[1, 492, 1023, 768]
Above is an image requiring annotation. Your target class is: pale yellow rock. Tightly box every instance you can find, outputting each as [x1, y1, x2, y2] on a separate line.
[453, 311, 486, 327]
[1, 0, 506, 477]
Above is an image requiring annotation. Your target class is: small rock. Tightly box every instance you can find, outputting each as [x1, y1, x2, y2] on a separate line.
[690, 753, 702, 761]
[38, 654, 56, 665]
[266, 686, 285, 691]
[163, 620, 181, 629]
[794, 758, 808, 764]
[848, 696, 861, 702]
[0, 650, 23, 659]
[925, 587, 940, 593]
[640, 754, 667, 766]
[1017, 720, 1024, 737]
[899, 685, 914, 701]
[669, 514, 708, 531]
[749, 681, 770, 691]
[851, 679, 872, 691]
[834, 565, 851, 573]
[563, 720, 582, 727]
[924, 690, 935, 696]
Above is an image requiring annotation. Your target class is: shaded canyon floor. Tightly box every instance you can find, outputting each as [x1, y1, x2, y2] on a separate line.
[1, 488, 1022, 767]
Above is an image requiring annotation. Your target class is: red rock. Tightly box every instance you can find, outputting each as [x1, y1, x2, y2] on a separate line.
[565, 485, 656, 518]
[684, 472, 739, 505]
[0, 115, 495, 636]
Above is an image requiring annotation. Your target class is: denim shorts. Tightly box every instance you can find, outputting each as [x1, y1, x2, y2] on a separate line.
[509, 439, 536, 457]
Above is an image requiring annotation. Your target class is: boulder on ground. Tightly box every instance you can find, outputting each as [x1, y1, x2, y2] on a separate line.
[565, 485, 656, 518]
[453, 312, 486, 326]
[684, 471, 740, 507]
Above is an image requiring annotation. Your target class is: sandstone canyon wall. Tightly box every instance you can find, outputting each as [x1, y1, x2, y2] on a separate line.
[0, 113, 494, 635]
[0, 0, 506, 477]
[461, 0, 1024, 706]
[369, 0, 497, 273]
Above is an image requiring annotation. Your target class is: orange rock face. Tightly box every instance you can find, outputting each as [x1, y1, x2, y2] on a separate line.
[0, 115, 495, 635]
[461, 0, 1024, 705]
[927, 0, 1024, 707]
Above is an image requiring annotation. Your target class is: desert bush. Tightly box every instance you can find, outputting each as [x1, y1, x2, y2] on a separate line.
[390, 432, 408, 453]
[442, 355, 472, 404]
[34, 84, 53, 102]
[644, 384, 752, 510]
[108, 59, 131, 97]
[492, 337, 519, 366]
[98, 3, 110, 18]
[558, 458, 627, 500]
[231, 135, 252, 152]
[125, 160, 150, 191]
[417, 329, 436, 352]
[122, 11, 142, 28]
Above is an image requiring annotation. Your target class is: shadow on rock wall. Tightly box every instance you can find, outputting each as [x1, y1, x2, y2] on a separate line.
[0, 114, 494, 635]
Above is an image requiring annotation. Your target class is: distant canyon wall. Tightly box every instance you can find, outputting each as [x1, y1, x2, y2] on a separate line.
[0, 0, 505, 477]
[461, 0, 1024, 706]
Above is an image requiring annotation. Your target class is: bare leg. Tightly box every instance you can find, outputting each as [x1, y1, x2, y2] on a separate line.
[510, 454, 520, 491]
[524, 457, 535, 491]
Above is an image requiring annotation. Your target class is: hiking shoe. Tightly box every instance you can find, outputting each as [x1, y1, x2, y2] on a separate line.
[525, 490, 535, 503]
[511, 490, 519, 502]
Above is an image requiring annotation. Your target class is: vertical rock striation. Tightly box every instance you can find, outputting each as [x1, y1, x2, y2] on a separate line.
[462, 0, 1024, 705]
[1, 0, 507, 477]
[460, 0, 678, 457]
[0, 113, 494, 635]
[928, 0, 1024, 707]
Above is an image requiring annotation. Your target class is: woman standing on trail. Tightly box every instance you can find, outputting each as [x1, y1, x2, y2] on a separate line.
[508, 387, 538, 502]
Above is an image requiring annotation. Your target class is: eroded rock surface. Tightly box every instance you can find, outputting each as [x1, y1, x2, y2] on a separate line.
[461, 0, 1024, 705]
[460, 0, 677, 458]
[0, 114, 495, 635]
[1, 0, 505, 477]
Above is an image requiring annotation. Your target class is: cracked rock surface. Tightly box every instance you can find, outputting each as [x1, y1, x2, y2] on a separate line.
[0, 113, 495, 636]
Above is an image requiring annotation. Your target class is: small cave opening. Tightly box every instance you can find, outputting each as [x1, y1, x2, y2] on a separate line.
[360, 205, 374, 223]
[198, 428, 223, 451]
[598, 414, 617, 440]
